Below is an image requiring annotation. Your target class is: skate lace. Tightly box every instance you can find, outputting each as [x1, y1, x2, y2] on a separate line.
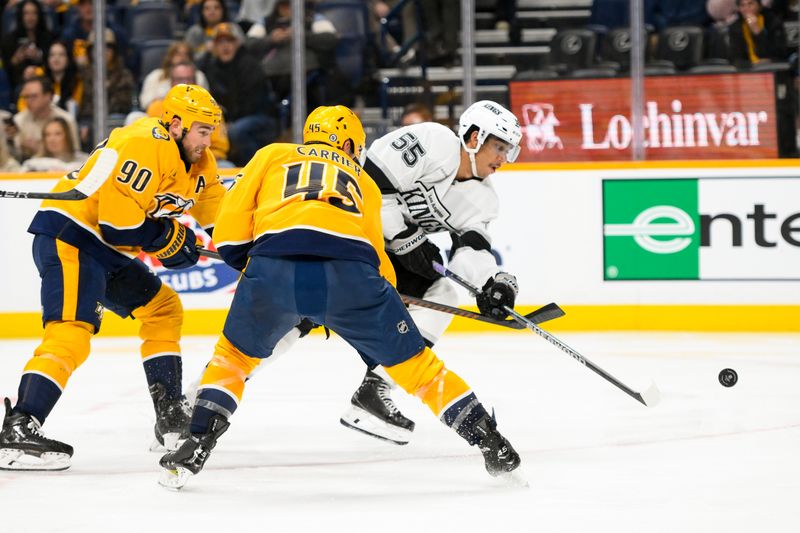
[22, 418, 46, 439]
[376, 381, 399, 415]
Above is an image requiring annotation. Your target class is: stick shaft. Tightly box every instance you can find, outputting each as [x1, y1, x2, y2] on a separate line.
[432, 262, 655, 406]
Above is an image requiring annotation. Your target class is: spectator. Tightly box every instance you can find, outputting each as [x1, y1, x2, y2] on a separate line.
[237, 0, 278, 35]
[419, 0, 460, 66]
[198, 22, 277, 165]
[769, 0, 799, 19]
[145, 62, 233, 167]
[0, 112, 22, 171]
[60, 0, 129, 71]
[21, 116, 88, 171]
[707, 0, 739, 24]
[12, 76, 79, 160]
[650, 0, 712, 30]
[1, 0, 55, 91]
[255, 0, 343, 108]
[495, 0, 517, 29]
[590, 0, 638, 28]
[184, 0, 232, 61]
[367, 0, 420, 65]
[139, 41, 210, 110]
[13, 63, 45, 112]
[43, 40, 83, 117]
[728, 0, 788, 67]
[77, 28, 134, 147]
[399, 102, 433, 126]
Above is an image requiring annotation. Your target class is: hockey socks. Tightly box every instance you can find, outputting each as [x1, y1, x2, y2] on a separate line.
[384, 347, 471, 416]
[440, 393, 490, 445]
[143, 355, 183, 400]
[189, 335, 261, 433]
[14, 373, 62, 425]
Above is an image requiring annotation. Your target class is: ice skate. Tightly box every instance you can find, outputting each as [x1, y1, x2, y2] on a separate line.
[473, 415, 527, 487]
[340, 369, 415, 445]
[158, 414, 229, 490]
[0, 398, 73, 471]
[149, 383, 191, 452]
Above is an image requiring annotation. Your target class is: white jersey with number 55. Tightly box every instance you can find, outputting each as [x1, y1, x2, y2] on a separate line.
[364, 121, 499, 247]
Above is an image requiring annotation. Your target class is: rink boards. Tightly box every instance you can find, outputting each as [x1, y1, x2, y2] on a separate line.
[0, 159, 798, 336]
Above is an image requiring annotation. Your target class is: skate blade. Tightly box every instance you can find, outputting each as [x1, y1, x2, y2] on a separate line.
[149, 433, 184, 453]
[0, 448, 71, 471]
[158, 466, 193, 490]
[339, 406, 412, 445]
[494, 467, 529, 488]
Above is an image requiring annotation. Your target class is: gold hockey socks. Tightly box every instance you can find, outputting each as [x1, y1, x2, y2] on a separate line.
[384, 347, 495, 445]
[384, 347, 472, 416]
[16, 320, 93, 423]
[133, 283, 183, 360]
[190, 335, 261, 433]
[133, 284, 184, 398]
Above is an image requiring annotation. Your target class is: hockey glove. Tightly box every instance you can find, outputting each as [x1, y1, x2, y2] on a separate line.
[143, 218, 199, 270]
[476, 272, 519, 319]
[386, 224, 443, 280]
[296, 318, 330, 339]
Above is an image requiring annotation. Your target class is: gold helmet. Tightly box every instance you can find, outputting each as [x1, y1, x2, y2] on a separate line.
[303, 105, 366, 164]
[161, 84, 222, 131]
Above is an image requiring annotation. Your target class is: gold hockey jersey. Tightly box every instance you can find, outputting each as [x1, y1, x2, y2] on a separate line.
[214, 142, 395, 283]
[28, 117, 224, 270]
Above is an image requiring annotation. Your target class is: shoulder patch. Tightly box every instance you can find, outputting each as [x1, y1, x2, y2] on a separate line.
[152, 127, 170, 141]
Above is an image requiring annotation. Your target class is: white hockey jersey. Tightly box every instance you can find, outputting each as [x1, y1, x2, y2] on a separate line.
[364, 122, 501, 287]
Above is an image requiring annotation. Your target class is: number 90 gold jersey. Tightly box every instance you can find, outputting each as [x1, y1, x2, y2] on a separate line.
[214, 142, 395, 285]
[27, 117, 224, 270]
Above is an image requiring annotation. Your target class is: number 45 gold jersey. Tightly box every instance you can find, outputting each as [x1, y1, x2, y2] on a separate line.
[28, 117, 224, 270]
[214, 142, 395, 284]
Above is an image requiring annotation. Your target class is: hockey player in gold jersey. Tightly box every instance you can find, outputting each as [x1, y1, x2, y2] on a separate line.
[0, 84, 224, 471]
[158, 105, 522, 489]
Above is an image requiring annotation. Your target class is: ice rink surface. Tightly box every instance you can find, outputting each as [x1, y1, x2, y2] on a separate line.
[1, 331, 798, 533]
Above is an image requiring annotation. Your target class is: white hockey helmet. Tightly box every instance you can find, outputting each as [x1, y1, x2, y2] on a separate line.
[458, 101, 522, 175]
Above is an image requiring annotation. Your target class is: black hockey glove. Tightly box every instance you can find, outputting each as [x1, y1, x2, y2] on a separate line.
[386, 224, 443, 280]
[476, 272, 519, 319]
[295, 318, 330, 339]
[143, 218, 199, 270]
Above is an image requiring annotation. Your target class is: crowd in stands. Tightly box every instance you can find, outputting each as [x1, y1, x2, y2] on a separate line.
[0, 0, 406, 169]
[588, 0, 798, 69]
[0, 0, 797, 169]
[0, 0, 531, 171]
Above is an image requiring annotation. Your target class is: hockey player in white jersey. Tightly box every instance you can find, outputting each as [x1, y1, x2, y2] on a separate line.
[339, 100, 523, 444]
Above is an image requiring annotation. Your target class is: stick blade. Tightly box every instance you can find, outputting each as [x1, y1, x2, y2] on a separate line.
[524, 302, 565, 325]
[637, 381, 661, 407]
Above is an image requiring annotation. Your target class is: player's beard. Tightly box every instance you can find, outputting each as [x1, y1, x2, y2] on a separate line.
[178, 135, 203, 164]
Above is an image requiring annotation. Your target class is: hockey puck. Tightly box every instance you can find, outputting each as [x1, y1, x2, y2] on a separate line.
[718, 368, 738, 387]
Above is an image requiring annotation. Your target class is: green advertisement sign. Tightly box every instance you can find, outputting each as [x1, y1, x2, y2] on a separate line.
[603, 179, 700, 280]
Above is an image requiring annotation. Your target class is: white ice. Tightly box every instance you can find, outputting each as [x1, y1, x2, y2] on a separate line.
[1, 332, 799, 533]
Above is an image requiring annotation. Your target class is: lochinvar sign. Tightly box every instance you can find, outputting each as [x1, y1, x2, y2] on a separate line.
[510, 73, 778, 161]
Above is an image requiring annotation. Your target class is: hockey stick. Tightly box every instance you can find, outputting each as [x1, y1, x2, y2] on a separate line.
[400, 294, 564, 329]
[197, 247, 224, 260]
[195, 247, 566, 329]
[0, 149, 118, 200]
[432, 262, 661, 407]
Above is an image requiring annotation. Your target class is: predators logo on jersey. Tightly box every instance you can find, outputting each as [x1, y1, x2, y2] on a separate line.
[151, 193, 195, 218]
[152, 127, 171, 141]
